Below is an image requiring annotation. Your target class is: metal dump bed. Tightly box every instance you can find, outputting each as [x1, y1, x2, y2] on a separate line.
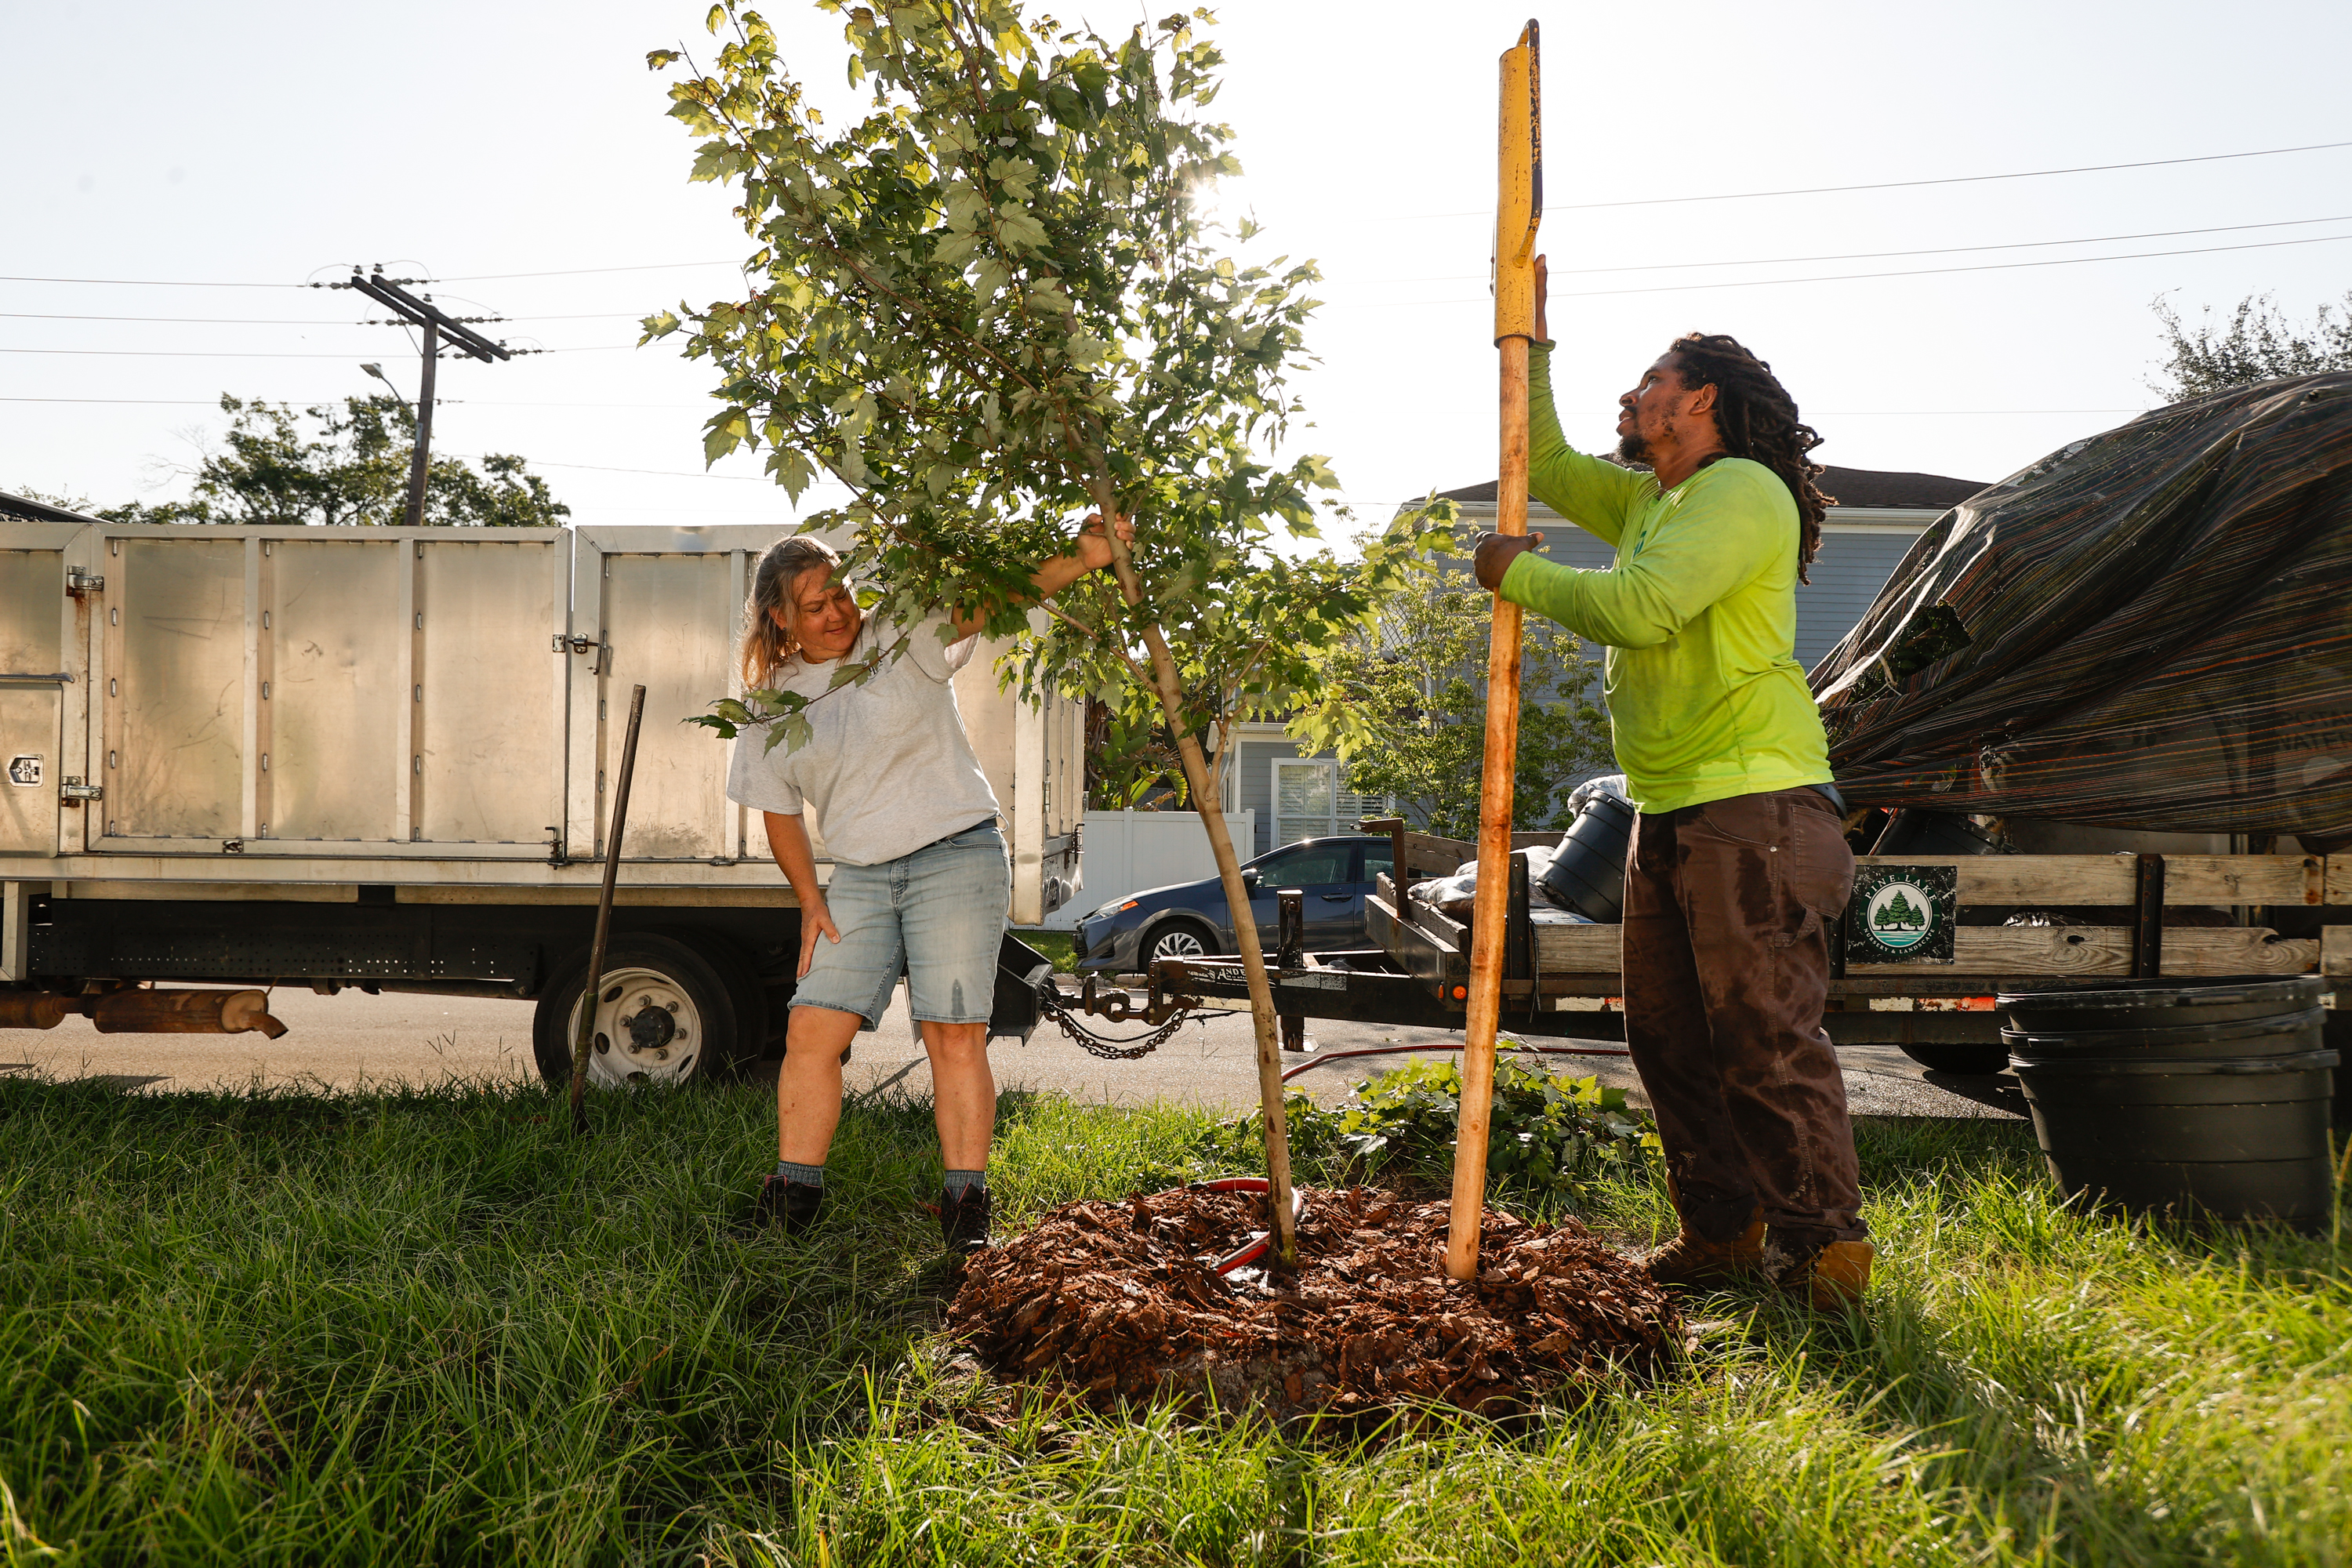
[1, 515, 1084, 1080]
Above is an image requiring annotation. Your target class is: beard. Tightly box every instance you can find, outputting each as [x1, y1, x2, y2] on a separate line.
[1614, 413, 1674, 468]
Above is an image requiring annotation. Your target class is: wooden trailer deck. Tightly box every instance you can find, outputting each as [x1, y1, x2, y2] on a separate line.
[1368, 851, 2348, 1005]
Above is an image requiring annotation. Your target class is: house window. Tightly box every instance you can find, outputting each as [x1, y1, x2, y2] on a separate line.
[1272, 757, 1388, 846]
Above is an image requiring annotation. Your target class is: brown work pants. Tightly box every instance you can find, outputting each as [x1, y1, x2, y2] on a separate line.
[1623, 787, 1867, 1245]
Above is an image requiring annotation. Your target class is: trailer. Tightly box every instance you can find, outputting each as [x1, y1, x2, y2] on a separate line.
[1089, 819, 2352, 1093]
[0, 507, 1085, 1084]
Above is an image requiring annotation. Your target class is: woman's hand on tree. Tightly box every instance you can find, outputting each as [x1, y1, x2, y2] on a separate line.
[1075, 510, 1134, 572]
[797, 897, 842, 979]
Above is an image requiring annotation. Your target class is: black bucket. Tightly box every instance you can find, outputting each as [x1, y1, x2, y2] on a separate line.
[1540, 790, 1635, 922]
[2003, 1007, 2325, 1063]
[1998, 978, 2340, 1228]
[2002, 977, 2323, 1035]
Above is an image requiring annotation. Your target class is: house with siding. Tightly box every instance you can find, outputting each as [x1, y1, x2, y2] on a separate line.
[1220, 465, 1987, 856]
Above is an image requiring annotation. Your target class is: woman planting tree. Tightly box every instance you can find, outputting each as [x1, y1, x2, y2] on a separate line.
[733, 515, 1130, 1251]
[656, 2, 1443, 1268]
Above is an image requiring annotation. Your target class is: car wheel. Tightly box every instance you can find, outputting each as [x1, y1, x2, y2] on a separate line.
[532, 935, 743, 1089]
[1145, 920, 1218, 965]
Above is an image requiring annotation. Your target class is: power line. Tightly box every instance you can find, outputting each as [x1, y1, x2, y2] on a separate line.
[0, 310, 650, 326]
[436, 260, 747, 282]
[0, 274, 306, 289]
[6, 137, 2346, 294]
[1403, 137, 2352, 220]
[16, 211, 2349, 323]
[1330, 212, 2352, 285]
[1324, 230, 2352, 307]
[0, 312, 390, 325]
[0, 345, 609, 358]
[0, 396, 2151, 416]
[13, 223, 2347, 353]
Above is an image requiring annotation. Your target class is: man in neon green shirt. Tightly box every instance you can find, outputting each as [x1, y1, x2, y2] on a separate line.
[1474, 260, 1871, 1310]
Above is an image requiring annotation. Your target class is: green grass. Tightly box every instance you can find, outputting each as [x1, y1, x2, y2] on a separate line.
[3, 1071, 2349, 1566]
[1010, 927, 1078, 972]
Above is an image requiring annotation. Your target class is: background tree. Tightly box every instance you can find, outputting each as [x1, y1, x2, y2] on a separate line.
[655, 1, 1441, 1259]
[2150, 290, 2352, 401]
[1297, 550, 1610, 841]
[95, 394, 568, 528]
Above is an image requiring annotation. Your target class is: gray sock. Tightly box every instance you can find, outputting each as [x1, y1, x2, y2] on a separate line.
[942, 1168, 987, 1197]
[776, 1160, 825, 1187]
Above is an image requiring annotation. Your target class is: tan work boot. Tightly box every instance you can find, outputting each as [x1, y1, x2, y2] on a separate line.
[1638, 1178, 1766, 1290]
[1766, 1235, 1875, 1311]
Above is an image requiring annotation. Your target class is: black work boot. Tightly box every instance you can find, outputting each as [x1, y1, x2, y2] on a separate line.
[939, 1185, 993, 1254]
[740, 1174, 825, 1236]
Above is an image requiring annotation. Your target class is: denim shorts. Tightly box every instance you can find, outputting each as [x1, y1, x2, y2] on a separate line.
[793, 820, 1011, 1030]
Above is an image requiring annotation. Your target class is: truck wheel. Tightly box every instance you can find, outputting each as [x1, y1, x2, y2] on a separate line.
[1899, 1042, 2012, 1076]
[532, 935, 744, 1090]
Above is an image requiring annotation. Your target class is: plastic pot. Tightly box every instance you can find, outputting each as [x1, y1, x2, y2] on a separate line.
[1540, 790, 1635, 923]
[2011, 1048, 2339, 1224]
[2002, 1007, 2324, 1063]
[1998, 976, 2323, 1035]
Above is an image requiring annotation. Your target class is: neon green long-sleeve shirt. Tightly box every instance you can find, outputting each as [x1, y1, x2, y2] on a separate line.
[1495, 342, 1834, 815]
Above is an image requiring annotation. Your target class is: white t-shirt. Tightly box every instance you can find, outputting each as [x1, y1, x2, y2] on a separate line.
[724, 611, 1001, 867]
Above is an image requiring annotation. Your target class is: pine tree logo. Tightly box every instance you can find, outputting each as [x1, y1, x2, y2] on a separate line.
[1864, 880, 1936, 951]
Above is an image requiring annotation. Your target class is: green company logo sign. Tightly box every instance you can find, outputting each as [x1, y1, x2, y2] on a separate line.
[1864, 880, 1935, 950]
[1846, 863, 1958, 965]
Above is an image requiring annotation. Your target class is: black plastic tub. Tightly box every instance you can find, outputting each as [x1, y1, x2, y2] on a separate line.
[2009, 1049, 2339, 1223]
[2000, 977, 2322, 1035]
[1998, 978, 2339, 1228]
[2002, 1007, 2324, 1063]
[1540, 791, 1634, 923]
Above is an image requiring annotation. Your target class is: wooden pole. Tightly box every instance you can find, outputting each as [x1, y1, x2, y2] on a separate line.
[1446, 20, 1543, 1283]
[405, 321, 437, 528]
[570, 683, 648, 1134]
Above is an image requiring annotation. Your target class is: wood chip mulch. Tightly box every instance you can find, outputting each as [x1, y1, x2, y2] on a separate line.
[942, 1185, 1686, 1427]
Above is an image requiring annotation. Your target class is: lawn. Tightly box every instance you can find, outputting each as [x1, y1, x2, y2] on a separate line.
[1010, 927, 1078, 973]
[2, 1069, 2348, 1566]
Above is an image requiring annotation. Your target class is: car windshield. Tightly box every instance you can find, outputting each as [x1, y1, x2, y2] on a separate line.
[1256, 843, 1354, 886]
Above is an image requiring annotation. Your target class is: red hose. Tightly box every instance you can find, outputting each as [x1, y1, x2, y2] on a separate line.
[1170, 1176, 1308, 1275]
[1278, 1039, 1631, 1083]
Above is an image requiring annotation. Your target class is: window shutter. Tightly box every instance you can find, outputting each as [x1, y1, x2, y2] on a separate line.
[1273, 760, 1335, 846]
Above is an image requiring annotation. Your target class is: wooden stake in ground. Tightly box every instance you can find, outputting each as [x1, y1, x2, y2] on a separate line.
[1446, 20, 1544, 1283]
[569, 683, 649, 1134]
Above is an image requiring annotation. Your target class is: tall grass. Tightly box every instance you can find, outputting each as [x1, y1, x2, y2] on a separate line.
[1, 1070, 2345, 1565]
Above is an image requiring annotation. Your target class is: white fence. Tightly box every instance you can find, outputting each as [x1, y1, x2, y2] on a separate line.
[1035, 808, 1256, 931]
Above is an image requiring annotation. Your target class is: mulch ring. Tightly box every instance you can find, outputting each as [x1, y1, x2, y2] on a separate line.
[943, 1185, 1686, 1428]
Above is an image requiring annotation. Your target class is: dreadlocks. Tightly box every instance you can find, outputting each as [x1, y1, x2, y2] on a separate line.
[1666, 332, 1834, 583]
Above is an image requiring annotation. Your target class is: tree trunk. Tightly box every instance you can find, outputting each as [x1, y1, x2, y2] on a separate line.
[1084, 478, 1298, 1265]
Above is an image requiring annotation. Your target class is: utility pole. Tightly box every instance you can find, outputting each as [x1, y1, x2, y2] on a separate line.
[334, 267, 514, 527]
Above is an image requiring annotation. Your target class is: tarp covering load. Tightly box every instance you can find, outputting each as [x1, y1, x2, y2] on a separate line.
[1811, 373, 2352, 844]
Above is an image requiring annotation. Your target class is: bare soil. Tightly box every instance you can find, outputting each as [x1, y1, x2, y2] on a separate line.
[945, 1185, 1686, 1428]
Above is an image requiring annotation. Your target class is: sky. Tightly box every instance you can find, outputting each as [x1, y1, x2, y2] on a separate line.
[5, 0, 2349, 542]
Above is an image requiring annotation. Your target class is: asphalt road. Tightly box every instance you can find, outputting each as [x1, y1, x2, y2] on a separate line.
[2, 983, 2029, 1123]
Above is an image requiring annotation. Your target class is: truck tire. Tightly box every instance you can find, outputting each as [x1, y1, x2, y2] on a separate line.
[532, 935, 746, 1090]
[1899, 1042, 2012, 1076]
